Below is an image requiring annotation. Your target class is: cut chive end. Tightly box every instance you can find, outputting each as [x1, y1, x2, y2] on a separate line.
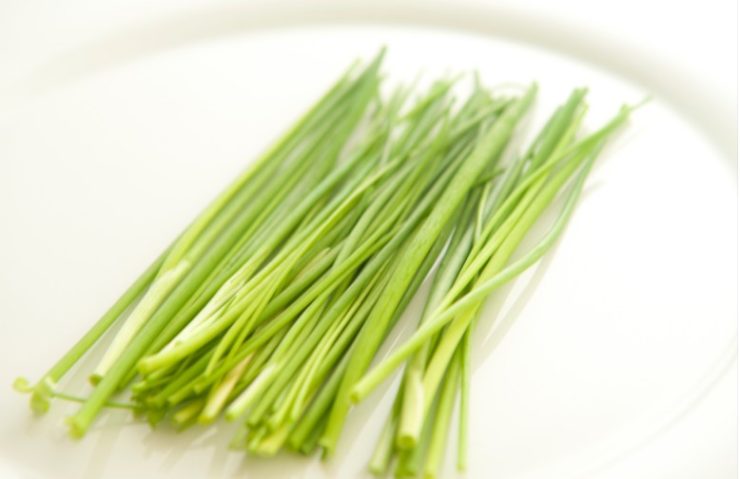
[396, 434, 416, 450]
[12, 376, 32, 393]
[65, 416, 87, 439]
[14, 377, 54, 415]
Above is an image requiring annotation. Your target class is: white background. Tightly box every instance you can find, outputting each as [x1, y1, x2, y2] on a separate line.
[0, 1, 736, 478]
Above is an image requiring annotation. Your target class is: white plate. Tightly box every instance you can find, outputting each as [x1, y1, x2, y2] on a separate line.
[0, 2, 736, 479]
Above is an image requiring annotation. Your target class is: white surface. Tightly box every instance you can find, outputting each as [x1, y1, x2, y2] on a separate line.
[0, 2, 736, 479]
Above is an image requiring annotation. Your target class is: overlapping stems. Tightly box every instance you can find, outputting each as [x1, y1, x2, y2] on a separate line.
[15, 51, 630, 478]
[352, 91, 631, 478]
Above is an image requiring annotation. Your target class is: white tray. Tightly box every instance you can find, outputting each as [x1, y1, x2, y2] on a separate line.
[0, 1, 735, 478]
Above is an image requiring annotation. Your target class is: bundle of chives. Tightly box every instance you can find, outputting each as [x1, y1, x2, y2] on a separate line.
[14, 50, 631, 477]
[133, 79, 519, 455]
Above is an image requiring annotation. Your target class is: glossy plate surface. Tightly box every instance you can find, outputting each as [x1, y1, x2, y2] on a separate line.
[0, 4, 735, 479]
